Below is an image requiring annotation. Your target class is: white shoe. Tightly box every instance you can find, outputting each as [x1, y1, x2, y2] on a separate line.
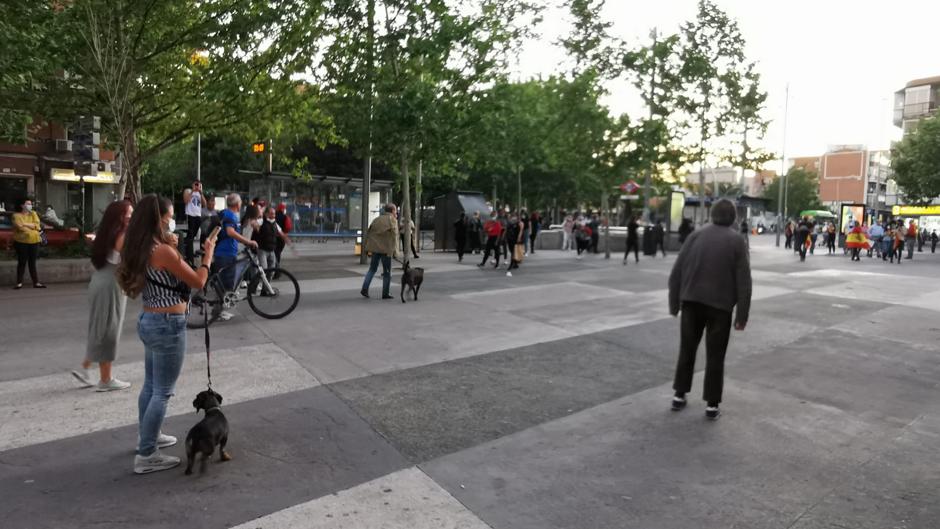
[218, 311, 234, 321]
[506, 271, 513, 277]
[71, 368, 95, 388]
[239, 281, 248, 290]
[134, 450, 181, 474]
[96, 378, 131, 392]
[137, 432, 178, 451]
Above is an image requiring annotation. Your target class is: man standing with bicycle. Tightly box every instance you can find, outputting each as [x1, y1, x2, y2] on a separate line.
[214, 193, 258, 320]
[361, 203, 400, 300]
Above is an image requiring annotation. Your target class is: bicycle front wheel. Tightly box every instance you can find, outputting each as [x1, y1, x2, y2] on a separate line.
[247, 268, 300, 319]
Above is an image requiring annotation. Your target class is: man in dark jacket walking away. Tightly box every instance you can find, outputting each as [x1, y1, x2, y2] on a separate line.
[454, 213, 468, 262]
[623, 215, 640, 265]
[668, 199, 751, 420]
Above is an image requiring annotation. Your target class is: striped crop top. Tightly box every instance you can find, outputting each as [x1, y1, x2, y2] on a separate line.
[143, 266, 189, 308]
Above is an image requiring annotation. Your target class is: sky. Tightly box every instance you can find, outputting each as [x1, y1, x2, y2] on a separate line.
[512, 0, 940, 166]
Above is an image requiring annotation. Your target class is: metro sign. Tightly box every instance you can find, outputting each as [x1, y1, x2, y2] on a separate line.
[620, 180, 640, 194]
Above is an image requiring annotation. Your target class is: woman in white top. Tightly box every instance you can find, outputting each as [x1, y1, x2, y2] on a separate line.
[72, 200, 134, 391]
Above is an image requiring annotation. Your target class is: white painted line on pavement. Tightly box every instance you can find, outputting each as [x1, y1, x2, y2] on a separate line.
[0, 343, 319, 452]
[229, 467, 491, 529]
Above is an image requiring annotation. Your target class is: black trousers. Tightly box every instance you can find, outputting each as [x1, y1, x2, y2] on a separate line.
[673, 301, 733, 405]
[14, 242, 40, 285]
[455, 237, 466, 261]
[529, 231, 538, 254]
[624, 238, 639, 262]
[591, 234, 599, 253]
[469, 233, 482, 253]
[480, 236, 501, 266]
[827, 237, 835, 254]
[656, 241, 666, 257]
[185, 215, 201, 263]
[785, 235, 792, 249]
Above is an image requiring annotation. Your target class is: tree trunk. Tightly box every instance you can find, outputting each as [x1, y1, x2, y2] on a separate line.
[400, 148, 412, 266]
[516, 165, 522, 212]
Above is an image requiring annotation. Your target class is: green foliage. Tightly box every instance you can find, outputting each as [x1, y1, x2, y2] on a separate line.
[762, 167, 823, 218]
[892, 117, 940, 204]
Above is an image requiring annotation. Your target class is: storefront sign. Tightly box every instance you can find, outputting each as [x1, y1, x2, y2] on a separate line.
[50, 168, 118, 184]
[891, 205, 940, 216]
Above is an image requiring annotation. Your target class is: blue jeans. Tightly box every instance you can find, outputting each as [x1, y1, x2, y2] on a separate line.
[213, 254, 238, 291]
[137, 312, 186, 456]
[362, 253, 391, 296]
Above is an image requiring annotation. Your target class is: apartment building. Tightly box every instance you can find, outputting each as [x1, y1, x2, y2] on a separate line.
[789, 147, 893, 211]
[893, 75, 940, 134]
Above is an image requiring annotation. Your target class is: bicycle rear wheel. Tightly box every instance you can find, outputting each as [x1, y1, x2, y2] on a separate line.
[187, 279, 224, 329]
[247, 267, 300, 319]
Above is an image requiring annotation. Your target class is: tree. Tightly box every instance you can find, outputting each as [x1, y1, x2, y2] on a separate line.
[892, 117, 940, 204]
[762, 167, 823, 218]
[6, 0, 330, 202]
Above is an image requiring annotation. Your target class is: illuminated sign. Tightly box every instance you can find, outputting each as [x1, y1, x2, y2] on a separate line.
[50, 168, 119, 184]
[891, 205, 940, 216]
[251, 142, 266, 154]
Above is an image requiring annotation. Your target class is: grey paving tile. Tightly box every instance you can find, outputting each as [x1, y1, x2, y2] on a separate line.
[0, 386, 407, 529]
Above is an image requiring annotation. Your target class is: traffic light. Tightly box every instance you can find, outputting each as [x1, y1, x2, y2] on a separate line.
[72, 115, 101, 177]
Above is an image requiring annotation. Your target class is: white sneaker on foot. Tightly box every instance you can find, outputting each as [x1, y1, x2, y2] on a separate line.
[134, 450, 181, 474]
[506, 271, 513, 277]
[96, 378, 131, 392]
[137, 432, 178, 450]
[71, 368, 95, 388]
[218, 311, 234, 321]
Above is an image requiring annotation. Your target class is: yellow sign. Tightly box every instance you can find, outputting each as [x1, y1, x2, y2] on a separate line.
[252, 142, 266, 154]
[892, 205, 940, 216]
[50, 168, 119, 184]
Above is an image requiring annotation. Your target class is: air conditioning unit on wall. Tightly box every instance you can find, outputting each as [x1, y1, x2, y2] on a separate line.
[55, 139, 73, 152]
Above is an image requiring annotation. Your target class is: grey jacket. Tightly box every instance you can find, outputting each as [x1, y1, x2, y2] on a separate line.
[668, 224, 752, 325]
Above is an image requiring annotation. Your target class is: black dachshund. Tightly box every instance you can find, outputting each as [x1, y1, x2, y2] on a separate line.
[400, 261, 424, 303]
[184, 389, 231, 475]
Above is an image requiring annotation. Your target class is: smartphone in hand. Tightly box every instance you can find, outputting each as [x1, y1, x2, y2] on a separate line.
[208, 226, 222, 243]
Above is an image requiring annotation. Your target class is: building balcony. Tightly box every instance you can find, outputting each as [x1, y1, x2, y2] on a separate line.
[893, 102, 937, 127]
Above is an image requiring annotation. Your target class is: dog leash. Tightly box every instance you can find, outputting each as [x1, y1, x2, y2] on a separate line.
[203, 288, 213, 390]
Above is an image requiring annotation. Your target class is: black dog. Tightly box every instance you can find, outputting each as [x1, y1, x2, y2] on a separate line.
[185, 389, 231, 475]
[400, 261, 424, 303]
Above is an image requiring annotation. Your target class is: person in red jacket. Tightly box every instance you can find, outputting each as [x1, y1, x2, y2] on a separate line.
[478, 211, 504, 268]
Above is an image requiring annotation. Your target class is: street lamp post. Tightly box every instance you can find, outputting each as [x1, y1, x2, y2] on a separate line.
[775, 84, 790, 247]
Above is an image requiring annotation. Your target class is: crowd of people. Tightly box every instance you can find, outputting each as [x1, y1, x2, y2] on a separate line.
[782, 216, 938, 263]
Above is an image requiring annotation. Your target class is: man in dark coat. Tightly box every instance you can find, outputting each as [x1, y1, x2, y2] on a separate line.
[668, 199, 752, 420]
[454, 213, 468, 262]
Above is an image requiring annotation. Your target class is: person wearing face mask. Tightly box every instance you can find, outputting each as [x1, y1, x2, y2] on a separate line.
[116, 195, 217, 474]
[478, 211, 504, 269]
[255, 206, 291, 274]
[12, 198, 45, 289]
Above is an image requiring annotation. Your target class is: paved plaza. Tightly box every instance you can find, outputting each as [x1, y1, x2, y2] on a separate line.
[1, 235, 939, 529]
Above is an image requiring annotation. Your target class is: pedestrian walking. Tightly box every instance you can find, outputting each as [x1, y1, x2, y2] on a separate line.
[116, 195, 217, 474]
[575, 221, 591, 259]
[589, 214, 600, 254]
[905, 220, 917, 260]
[918, 228, 926, 252]
[529, 211, 541, 254]
[561, 215, 574, 251]
[274, 203, 292, 268]
[498, 210, 511, 266]
[892, 222, 905, 264]
[678, 218, 694, 245]
[183, 181, 206, 263]
[72, 200, 133, 392]
[454, 212, 468, 262]
[931, 230, 938, 253]
[809, 224, 818, 254]
[255, 206, 290, 273]
[868, 222, 884, 258]
[845, 223, 870, 262]
[360, 203, 400, 299]
[478, 211, 504, 268]
[826, 223, 837, 254]
[12, 198, 45, 289]
[506, 213, 524, 276]
[623, 215, 640, 265]
[668, 199, 751, 420]
[795, 217, 812, 262]
[653, 220, 667, 257]
[521, 209, 531, 256]
[784, 221, 793, 249]
[468, 211, 483, 254]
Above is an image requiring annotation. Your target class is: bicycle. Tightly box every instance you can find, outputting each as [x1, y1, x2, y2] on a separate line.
[187, 248, 300, 329]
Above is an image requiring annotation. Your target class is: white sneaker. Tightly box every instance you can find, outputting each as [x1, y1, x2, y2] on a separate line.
[71, 368, 95, 388]
[96, 378, 131, 392]
[506, 271, 513, 277]
[134, 450, 181, 474]
[239, 281, 248, 290]
[137, 432, 178, 450]
[218, 311, 234, 321]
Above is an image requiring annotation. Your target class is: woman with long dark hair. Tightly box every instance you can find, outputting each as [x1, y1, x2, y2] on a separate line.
[72, 200, 133, 391]
[11, 198, 45, 289]
[116, 195, 216, 474]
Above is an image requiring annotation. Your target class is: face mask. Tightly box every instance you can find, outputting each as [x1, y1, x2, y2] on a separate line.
[24, 204, 32, 212]
[167, 218, 176, 233]
[266, 217, 275, 223]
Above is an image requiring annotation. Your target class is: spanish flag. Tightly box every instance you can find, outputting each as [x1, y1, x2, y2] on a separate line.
[845, 227, 871, 250]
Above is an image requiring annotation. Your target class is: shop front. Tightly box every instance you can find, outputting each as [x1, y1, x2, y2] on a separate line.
[42, 166, 121, 229]
[891, 205, 940, 233]
[0, 154, 36, 211]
